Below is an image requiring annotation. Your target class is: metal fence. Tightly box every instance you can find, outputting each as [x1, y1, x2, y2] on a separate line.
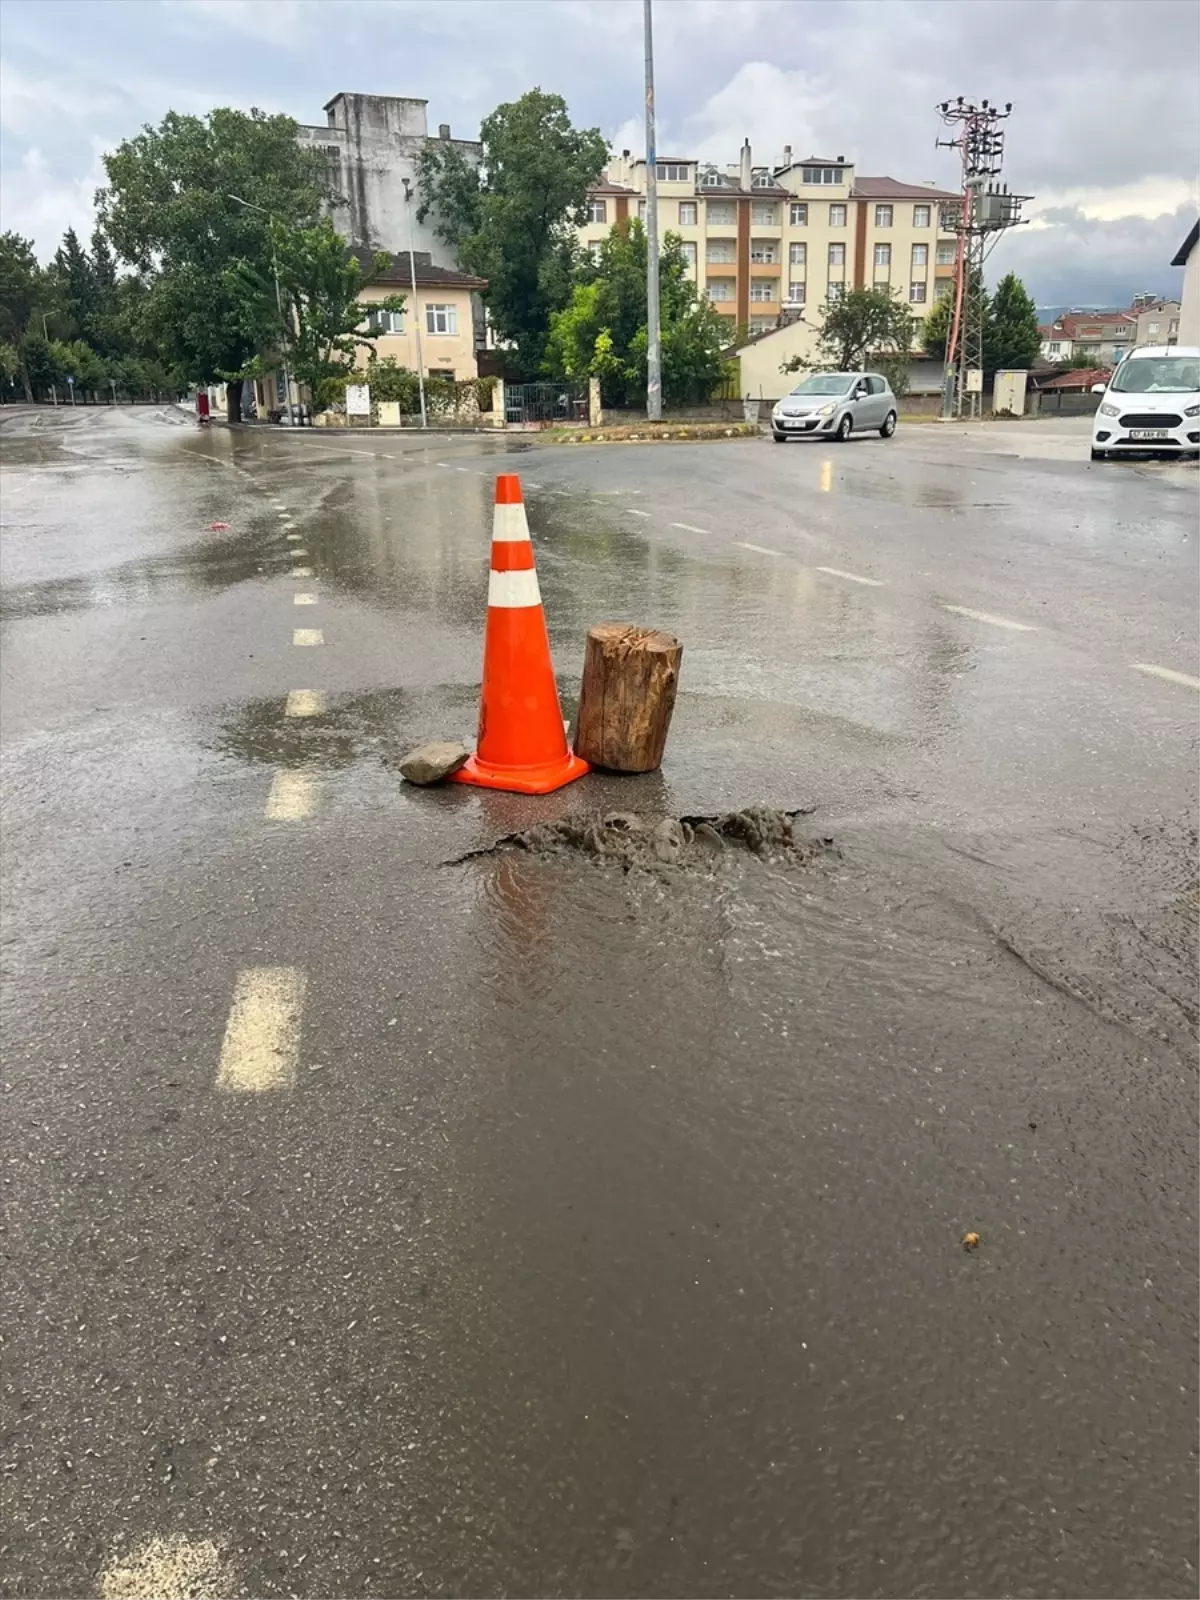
[504, 382, 588, 428]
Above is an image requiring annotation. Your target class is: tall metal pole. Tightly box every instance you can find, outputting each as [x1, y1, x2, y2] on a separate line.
[269, 232, 297, 427]
[643, 0, 662, 421]
[402, 179, 428, 429]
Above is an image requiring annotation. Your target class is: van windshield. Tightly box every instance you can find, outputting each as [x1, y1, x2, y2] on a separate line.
[789, 374, 854, 396]
[1109, 356, 1199, 394]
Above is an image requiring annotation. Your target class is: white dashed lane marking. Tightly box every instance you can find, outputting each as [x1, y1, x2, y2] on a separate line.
[670, 522, 709, 535]
[285, 690, 324, 717]
[816, 565, 885, 587]
[293, 592, 318, 605]
[216, 967, 306, 1093]
[291, 566, 314, 578]
[734, 541, 783, 556]
[626, 509, 651, 519]
[1131, 662, 1200, 689]
[293, 628, 323, 647]
[942, 604, 1035, 633]
[265, 770, 317, 820]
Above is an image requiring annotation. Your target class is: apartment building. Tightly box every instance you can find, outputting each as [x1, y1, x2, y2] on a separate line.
[1129, 298, 1181, 346]
[578, 143, 959, 345]
[1039, 311, 1136, 367]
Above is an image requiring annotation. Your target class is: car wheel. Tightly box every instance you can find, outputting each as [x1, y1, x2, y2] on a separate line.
[835, 413, 853, 442]
[879, 410, 897, 438]
[772, 431, 787, 442]
[1090, 447, 1106, 461]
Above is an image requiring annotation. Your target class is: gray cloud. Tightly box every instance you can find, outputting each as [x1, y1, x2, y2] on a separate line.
[0, 0, 1195, 307]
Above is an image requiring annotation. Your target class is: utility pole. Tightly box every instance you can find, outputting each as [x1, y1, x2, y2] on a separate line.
[934, 99, 1029, 418]
[643, 0, 662, 421]
[227, 194, 296, 425]
[401, 178, 428, 429]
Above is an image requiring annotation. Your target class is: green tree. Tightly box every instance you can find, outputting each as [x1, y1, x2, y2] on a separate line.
[784, 285, 915, 386]
[545, 221, 728, 408]
[0, 341, 19, 400]
[0, 232, 46, 400]
[416, 89, 606, 377]
[97, 107, 326, 421]
[231, 220, 400, 408]
[918, 289, 954, 362]
[986, 271, 1040, 371]
[53, 228, 97, 345]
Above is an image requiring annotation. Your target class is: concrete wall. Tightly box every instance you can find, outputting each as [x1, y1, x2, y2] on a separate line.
[297, 94, 480, 267]
[1179, 247, 1199, 344]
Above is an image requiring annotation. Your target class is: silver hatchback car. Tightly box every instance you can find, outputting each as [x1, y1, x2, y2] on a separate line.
[771, 371, 898, 443]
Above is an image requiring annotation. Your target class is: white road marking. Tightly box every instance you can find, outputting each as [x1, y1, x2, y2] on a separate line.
[293, 592, 318, 605]
[285, 689, 324, 717]
[734, 540, 783, 556]
[671, 521, 709, 535]
[1131, 661, 1200, 689]
[277, 511, 290, 519]
[265, 770, 317, 820]
[291, 566, 314, 578]
[100, 1534, 230, 1600]
[455, 466, 471, 473]
[437, 461, 451, 468]
[290, 548, 308, 558]
[293, 628, 323, 646]
[216, 967, 306, 1092]
[942, 604, 1035, 632]
[286, 533, 301, 541]
[816, 565, 884, 587]
[819, 460, 833, 494]
[525, 480, 543, 489]
[627, 508, 651, 518]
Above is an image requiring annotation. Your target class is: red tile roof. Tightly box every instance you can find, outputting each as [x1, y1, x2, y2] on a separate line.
[1039, 367, 1111, 390]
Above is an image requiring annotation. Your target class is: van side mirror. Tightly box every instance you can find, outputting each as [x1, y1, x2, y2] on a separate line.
[1090, 383, 1106, 394]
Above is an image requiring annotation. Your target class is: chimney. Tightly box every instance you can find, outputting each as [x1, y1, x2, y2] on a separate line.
[438, 123, 450, 140]
[782, 144, 792, 167]
[740, 137, 752, 191]
[836, 154, 844, 163]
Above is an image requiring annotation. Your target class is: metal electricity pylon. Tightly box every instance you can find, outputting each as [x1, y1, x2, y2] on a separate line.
[935, 98, 1031, 417]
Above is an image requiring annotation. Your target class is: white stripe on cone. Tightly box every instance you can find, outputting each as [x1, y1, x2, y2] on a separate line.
[487, 568, 542, 608]
[492, 502, 531, 543]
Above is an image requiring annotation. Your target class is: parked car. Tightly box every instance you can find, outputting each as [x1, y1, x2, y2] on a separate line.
[771, 372, 898, 443]
[1090, 345, 1200, 460]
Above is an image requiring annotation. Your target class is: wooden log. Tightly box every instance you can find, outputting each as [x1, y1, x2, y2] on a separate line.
[574, 624, 683, 772]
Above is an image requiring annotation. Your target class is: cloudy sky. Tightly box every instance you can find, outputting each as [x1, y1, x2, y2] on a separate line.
[1, 0, 1196, 307]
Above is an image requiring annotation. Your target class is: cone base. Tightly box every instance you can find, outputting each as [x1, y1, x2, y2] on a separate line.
[448, 749, 590, 796]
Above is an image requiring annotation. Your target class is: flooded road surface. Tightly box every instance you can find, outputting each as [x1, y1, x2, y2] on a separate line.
[2, 404, 1196, 1598]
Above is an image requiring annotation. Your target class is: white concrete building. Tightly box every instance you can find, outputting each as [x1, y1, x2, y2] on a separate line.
[295, 93, 480, 267]
[1172, 222, 1199, 344]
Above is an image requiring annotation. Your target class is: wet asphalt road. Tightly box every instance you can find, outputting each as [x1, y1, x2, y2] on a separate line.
[1, 404, 1197, 1600]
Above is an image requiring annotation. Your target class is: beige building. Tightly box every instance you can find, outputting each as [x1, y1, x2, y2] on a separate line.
[578, 145, 958, 345]
[1129, 298, 1181, 346]
[355, 253, 487, 383]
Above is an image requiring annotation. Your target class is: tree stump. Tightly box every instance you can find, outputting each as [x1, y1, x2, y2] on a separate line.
[574, 624, 683, 773]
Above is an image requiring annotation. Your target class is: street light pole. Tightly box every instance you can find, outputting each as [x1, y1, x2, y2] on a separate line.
[643, 0, 662, 421]
[401, 178, 428, 430]
[227, 194, 296, 426]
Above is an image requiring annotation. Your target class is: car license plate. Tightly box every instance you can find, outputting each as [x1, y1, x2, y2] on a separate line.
[1129, 429, 1168, 440]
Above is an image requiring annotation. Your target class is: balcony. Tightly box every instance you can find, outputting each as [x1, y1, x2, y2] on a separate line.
[749, 256, 781, 273]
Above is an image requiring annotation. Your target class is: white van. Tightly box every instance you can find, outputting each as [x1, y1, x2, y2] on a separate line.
[1090, 345, 1200, 460]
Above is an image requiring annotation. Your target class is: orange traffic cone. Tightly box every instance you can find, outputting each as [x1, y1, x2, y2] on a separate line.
[450, 473, 590, 795]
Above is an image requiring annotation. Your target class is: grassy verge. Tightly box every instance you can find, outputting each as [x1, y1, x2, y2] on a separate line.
[545, 420, 759, 444]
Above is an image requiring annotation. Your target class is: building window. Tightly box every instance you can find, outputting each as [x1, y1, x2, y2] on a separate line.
[1148, 321, 1160, 334]
[935, 279, 953, 301]
[680, 240, 697, 266]
[789, 202, 808, 226]
[829, 203, 847, 227]
[935, 241, 956, 265]
[366, 307, 405, 334]
[706, 279, 734, 303]
[875, 204, 893, 227]
[656, 162, 690, 182]
[751, 203, 778, 226]
[913, 204, 931, 227]
[700, 168, 723, 188]
[802, 166, 843, 185]
[751, 169, 772, 188]
[1169, 319, 1179, 334]
[749, 316, 775, 333]
[827, 283, 844, 302]
[874, 243, 891, 268]
[750, 241, 778, 263]
[750, 281, 778, 302]
[637, 199, 647, 220]
[426, 303, 458, 335]
[678, 201, 697, 226]
[706, 202, 735, 226]
[911, 244, 928, 269]
[909, 282, 927, 303]
[586, 198, 607, 224]
[706, 240, 735, 264]
[1046, 342, 1062, 355]
[828, 242, 845, 268]
[587, 241, 604, 264]
[789, 242, 806, 267]
[787, 282, 806, 304]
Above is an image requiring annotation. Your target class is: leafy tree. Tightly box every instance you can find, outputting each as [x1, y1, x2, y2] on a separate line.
[0, 341, 19, 399]
[53, 228, 96, 345]
[917, 267, 986, 363]
[789, 285, 916, 375]
[231, 219, 400, 408]
[0, 232, 46, 400]
[416, 89, 606, 377]
[97, 107, 326, 421]
[986, 271, 1040, 371]
[545, 221, 728, 408]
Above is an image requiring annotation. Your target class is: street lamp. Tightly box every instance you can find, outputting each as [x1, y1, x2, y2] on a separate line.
[400, 177, 428, 429]
[227, 193, 296, 426]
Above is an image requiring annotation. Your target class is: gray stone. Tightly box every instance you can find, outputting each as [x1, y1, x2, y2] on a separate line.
[399, 741, 470, 785]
